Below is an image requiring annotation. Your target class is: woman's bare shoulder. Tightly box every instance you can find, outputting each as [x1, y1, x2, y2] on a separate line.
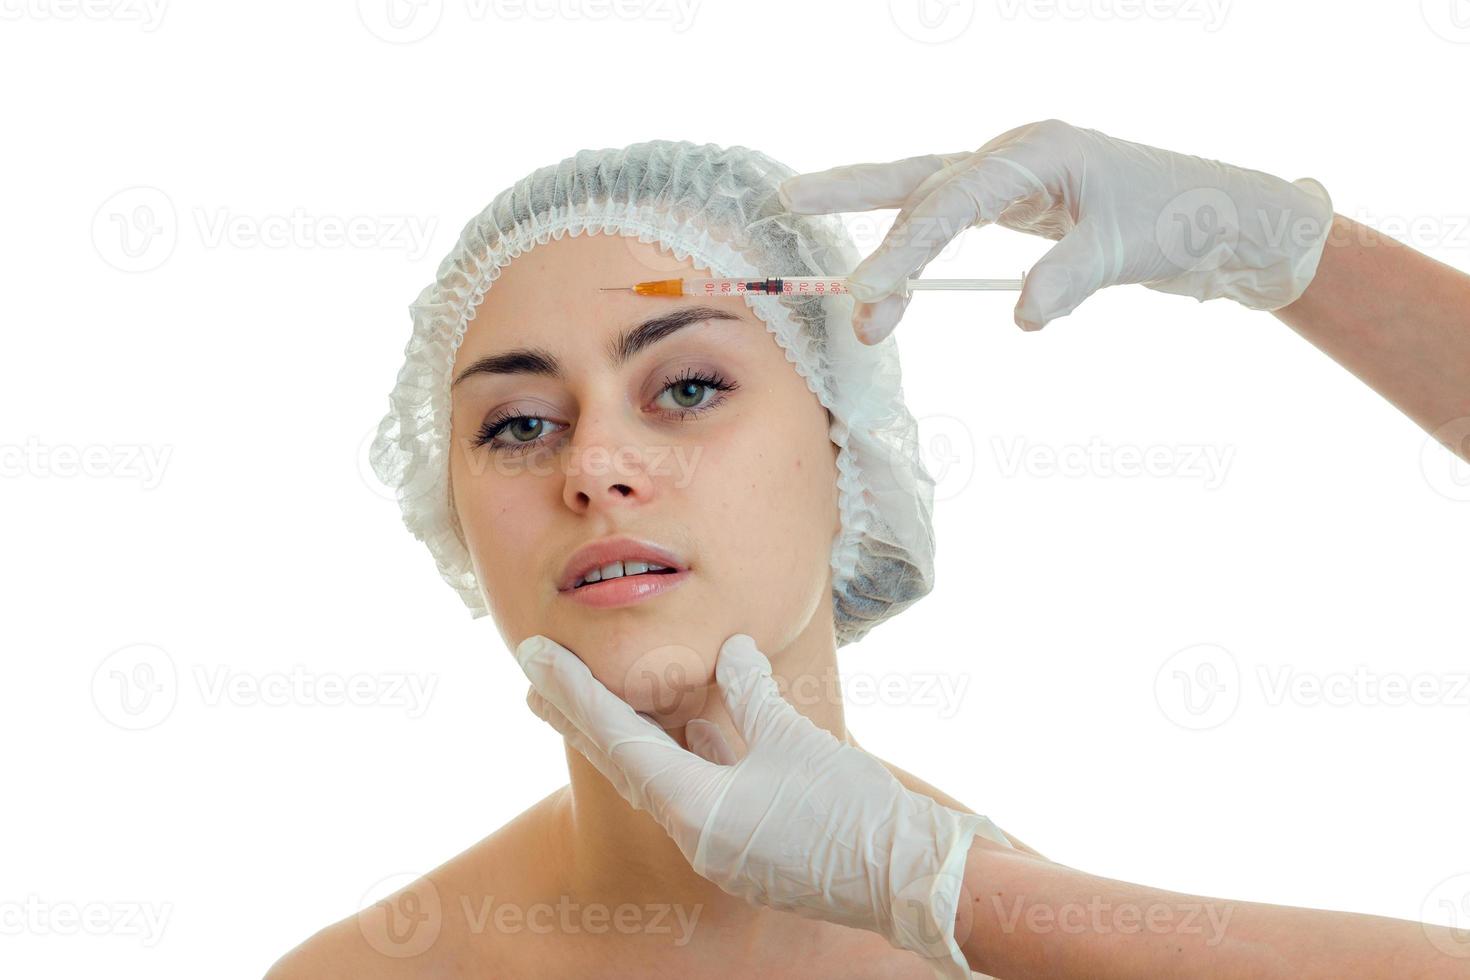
[856, 742, 1047, 861]
[263, 786, 568, 979]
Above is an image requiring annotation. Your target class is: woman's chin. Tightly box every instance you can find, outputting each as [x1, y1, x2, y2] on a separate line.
[590, 638, 717, 729]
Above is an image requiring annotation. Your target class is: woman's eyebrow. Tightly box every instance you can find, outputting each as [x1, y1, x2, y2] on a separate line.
[451, 305, 744, 388]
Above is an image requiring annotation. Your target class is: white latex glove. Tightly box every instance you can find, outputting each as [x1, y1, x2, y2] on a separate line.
[778, 118, 1334, 342]
[514, 632, 1011, 979]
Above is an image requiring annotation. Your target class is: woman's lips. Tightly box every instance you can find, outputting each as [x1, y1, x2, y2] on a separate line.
[560, 568, 690, 608]
[558, 536, 689, 592]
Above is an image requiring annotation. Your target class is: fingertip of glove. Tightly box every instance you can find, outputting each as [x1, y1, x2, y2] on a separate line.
[720, 632, 759, 655]
[716, 634, 767, 683]
[515, 635, 547, 667]
[855, 291, 909, 344]
[1012, 296, 1048, 332]
[684, 716, 714, 748]
[854, 308, 893, 345]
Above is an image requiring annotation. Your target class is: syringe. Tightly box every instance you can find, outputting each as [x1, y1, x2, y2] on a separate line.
[600, 275, 1025, 298]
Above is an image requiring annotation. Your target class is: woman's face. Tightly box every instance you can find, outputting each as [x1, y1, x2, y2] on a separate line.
[449, 232, 841, 722]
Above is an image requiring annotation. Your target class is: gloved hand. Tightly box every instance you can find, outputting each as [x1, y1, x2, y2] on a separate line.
[778, 118, 1335, 342]
[514, 632, 1011, 979]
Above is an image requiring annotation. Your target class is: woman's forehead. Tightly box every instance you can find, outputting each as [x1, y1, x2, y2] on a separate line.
[462, 232, 756, 351]
[484, 232, 698, 303]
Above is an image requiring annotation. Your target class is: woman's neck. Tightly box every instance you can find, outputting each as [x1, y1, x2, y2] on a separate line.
[552, 614, 847, 923]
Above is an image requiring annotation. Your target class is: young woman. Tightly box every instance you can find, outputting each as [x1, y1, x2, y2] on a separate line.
[267, 141, 1034, 978]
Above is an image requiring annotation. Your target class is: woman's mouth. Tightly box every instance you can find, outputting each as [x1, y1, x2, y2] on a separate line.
[557, 537, 691, 609]
[563, 563, 690, 608]
[572, 559, 676, 588]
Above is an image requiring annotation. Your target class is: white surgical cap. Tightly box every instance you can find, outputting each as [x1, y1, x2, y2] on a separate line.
[370, 140, 937, 647]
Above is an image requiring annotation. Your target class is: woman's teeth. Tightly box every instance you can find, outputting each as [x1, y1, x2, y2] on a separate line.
[576, 560, 670, 588]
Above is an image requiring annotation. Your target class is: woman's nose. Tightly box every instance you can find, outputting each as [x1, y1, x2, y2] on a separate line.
[560, 416, 659, 514]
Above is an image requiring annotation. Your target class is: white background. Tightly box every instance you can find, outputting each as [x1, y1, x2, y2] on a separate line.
[3, 1, 1468, 976]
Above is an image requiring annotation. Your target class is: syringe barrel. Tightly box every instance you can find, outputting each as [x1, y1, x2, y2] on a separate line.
[684, 276, 854, 297]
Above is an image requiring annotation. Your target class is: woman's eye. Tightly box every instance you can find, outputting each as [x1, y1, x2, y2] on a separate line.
[499, 417, 552, 443]
[654, 371, 738, 414]
[475, 415, 565, 452]
[658, 379, 715, 411]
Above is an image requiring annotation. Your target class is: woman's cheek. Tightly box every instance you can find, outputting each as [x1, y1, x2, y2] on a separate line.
[465, 476, 550, 630]
[693, 434, 827, 617]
